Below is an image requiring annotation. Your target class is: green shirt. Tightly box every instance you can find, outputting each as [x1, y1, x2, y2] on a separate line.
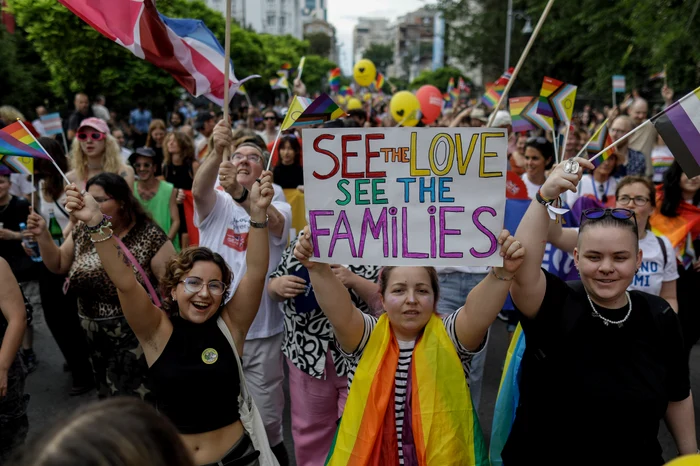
[133, 181, 180, 251]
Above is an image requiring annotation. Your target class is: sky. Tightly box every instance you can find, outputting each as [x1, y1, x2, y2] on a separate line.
[327, 0, 436, 74]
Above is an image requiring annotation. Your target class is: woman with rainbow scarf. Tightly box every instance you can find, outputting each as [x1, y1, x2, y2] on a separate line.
[293, 225, 525, 466]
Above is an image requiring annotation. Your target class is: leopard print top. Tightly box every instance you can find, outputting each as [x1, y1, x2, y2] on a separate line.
[69, 220, 168, 318]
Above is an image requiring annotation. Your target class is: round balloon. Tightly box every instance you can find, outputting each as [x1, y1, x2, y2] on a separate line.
[416, 85, 444, 124]
[336, 95, 347, 106]
[390, 91, 421, 127]
[665, 456, 700, 466]
[353, 59, 377, 87]
[346, 97, 363, 111]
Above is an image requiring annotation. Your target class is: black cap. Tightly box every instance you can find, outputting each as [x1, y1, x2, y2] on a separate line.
[128, 147, 156, 166]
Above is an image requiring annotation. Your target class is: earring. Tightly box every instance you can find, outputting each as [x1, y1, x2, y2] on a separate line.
[635, 269, 639, 274]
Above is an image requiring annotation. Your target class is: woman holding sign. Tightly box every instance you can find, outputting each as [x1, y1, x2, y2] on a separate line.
[293, 225, 524, 465]
[506, 157, 695, 465]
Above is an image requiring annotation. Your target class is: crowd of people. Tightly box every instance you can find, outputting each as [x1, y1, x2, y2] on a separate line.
[0, 79, 698, 466]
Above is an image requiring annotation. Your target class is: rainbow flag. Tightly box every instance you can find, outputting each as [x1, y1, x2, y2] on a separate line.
[339, 85, 353, 97]
[270, 72, 289, 90]
[329, 68, 341, 92]
[374, 73, 385, 92]
[482, 68, 513, 109]
[0, 121, 47, 175]
[509, 96, 537, 133]
[550, 84, 577, 123]
[586, 119, 614, 168]
[459, 76, 470, 94]
[651, 186, 700, 267]
[537, 76, 563, 119]
[649, 70, 666, 81]
[651, 86, 700, 178]
[0, 131, 45, 159]
[489, 324, 526, 466]
[280, 93, 346, 131]
[325, 314, 487, 466]
[524, 97, 554, 133]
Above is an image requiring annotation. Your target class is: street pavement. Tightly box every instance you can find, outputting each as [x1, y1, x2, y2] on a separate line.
[16, 309, 700, 465]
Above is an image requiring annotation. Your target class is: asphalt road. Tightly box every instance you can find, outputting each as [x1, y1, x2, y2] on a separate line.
[15, 310, 700, 465]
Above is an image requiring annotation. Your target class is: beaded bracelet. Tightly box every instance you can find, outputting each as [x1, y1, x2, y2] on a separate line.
[490, 267, 514, 281]
[86, 215, 112, 236]
[90, 231, 114, 243]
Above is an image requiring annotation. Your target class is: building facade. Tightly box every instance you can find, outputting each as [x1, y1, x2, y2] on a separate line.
[352, 17, 393, 64]
[202, 0, 303, 39]
[303, 18, 338, 63]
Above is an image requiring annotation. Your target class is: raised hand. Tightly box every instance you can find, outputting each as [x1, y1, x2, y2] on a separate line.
[26, 209, 47, 237]
[493, 229, 525, 278]
[64, 184, 102, 226]
[539, 157, 594, 200]
[294, 225, 317, 270]
[330, 264, 355, 289]
[250, 170, 274, 214]
[218, 159, 239, 195]
[661, 85, 674, 104]
[212, 119, 233, 157]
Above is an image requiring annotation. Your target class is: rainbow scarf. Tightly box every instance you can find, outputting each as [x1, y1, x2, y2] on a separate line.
[326, 314, 487, 466]
[650, 187, 700, 267]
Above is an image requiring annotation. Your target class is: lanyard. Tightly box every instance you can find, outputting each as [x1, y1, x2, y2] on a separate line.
[590, 176, 611, 203]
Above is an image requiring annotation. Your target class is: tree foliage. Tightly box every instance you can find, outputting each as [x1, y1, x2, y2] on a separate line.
[362, 43, 394, 73]
[409, 66, 472, 91]
[305, 32, 332, 58]
[438, 0, 700, 105]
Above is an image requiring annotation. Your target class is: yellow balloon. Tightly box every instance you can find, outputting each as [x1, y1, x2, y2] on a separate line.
[337, 95, 347, 106]
[346, 97, 363, 110]
[390, 91, 421, 127]
[353, 59, 377, 87]
[363, 93, 372, 102]
[665, 456, 700, 466]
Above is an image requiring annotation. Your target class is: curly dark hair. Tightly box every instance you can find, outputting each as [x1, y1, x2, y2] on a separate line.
[660, 161, 700, 217]
[160, 247, 233, 315]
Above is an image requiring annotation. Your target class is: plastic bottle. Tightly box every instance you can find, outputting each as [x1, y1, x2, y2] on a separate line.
[19, 222, 42, 262]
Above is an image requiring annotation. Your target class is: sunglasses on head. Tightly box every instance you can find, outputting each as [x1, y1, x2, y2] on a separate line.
[77, 131, 105, 141]
[581, 208, 638, 230]
[527, 136, 548, 145]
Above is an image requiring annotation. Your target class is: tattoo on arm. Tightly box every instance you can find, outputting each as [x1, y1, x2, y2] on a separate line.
[120, 171, 128, 177]
[114, 243, 132, 268]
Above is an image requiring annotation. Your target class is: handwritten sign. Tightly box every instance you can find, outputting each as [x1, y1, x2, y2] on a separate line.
[302, 128, 507, 266]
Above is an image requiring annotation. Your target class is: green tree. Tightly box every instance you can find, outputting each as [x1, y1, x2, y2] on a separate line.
[409, 67, 472, 91]
[305, 32, 332, 58]
[362, 43, 394, 72]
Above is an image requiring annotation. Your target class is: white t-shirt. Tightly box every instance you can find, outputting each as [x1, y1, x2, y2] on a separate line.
[194, 185, 291, 339]
[651, 145, 674, 183]
[630, 233, 679, 297]
[521, 173, 542, 200]
[37, 180, 70, 231]
[566, 174, 618, 208]
[9, 174, 35, 197]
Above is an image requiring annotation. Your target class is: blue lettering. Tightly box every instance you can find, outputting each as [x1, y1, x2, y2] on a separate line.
[640, 262, 650, 273]
[650, 262, 658, 273]
[396, 177, 416, 202]
[633, 274, 646, 287]
[418, 177, 436, 203]
[438, 177, 454, 202]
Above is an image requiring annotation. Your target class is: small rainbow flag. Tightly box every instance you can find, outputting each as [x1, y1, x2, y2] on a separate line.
[280, 93, 346, 130]
[0, 122, 50, 175]
[374, 72, 385, 92]
[280, 62, 292, 70]
[482, 68, 513, 109]
[509, 96, 537, 133]
[537, 76, 563, 119]
[550, 84, 577, 123]
[586, 120, 614, 169]
[0, 131, 45, 159]
[525, 97, 554, 133]
[270, 72, 289, 90]
[329, 68, 341, 92]
[649, 70, 666, 81]
[339, 85, 353, 97]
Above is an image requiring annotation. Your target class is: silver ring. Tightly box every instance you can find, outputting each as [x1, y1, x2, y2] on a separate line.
[220, 175, 226, 180]
[564, 159, 580, 174]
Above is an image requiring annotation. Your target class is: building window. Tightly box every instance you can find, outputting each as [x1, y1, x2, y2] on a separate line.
[279, 15, 286, 29]
[267, 14, 276, 26]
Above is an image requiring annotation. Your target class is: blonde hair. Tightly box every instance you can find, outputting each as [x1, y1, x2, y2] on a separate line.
[0, 105, 25, 123]
[70, 135, 123, 182]
[145, 119, 167, 147]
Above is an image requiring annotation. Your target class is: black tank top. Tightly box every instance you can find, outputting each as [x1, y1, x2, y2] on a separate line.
[164, 163, 194, 190]
[149, 315, 240, 434]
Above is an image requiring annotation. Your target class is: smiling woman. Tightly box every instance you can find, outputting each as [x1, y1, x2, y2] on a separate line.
[507, 157, 696, 466]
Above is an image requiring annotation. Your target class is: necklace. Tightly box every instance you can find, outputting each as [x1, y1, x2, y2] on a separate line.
[0, 196, 11, 213]
[586, 291, 632, 327]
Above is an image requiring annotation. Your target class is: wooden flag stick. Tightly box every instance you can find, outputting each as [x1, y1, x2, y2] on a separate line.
[487, 0, 556, 127]
[222, 0, 232, 122]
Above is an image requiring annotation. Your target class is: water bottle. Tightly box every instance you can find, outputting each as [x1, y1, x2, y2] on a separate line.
[48, 208, 64, 246]
[19, 222, 42, 262]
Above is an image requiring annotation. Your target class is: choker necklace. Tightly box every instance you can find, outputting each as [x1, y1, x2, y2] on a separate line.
[586, 291, 632, 327]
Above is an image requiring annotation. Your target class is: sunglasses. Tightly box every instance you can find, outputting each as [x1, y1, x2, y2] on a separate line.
[134, 163, 153, 169]
[180, 277, 227, 296]
[527, 136, 548, 145]
[264, 116, 277, 121]
[77, 131, 106, 141]
[581, 208, 638, 231]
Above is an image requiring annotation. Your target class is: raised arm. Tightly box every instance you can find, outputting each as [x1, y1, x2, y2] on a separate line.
[223, 171, 273, 345]
[294, 226, 366, 353]
[512, 158, 591, 318]
[547, 216, 578, 253]
[0, 258, 27, 398]
[192, 120, 229, 222]
[331, 264, 382, 313]
[63, 185, 165, 347]
[27, 210, 75, 275]
[456, 230, 525, 350]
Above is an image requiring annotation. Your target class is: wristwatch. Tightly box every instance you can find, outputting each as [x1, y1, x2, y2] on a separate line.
[233, 186, 249, 203]
[250, 216, 269, 229]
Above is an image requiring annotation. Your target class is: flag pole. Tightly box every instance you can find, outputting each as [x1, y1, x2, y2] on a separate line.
[266, 128, 283, 171]
[589, 85, 700, 164]
[60, 130, 69, 156]
[16, 120, 71, 186]
[486, 0, 556, 127]
[573, 118, 608, 159]
[559, 123, 571, 163]
[222, 0, 232, 123]
[664, 64, 668, 88]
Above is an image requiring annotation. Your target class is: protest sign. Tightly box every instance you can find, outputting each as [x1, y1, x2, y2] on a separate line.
[302, 127, 507, 266]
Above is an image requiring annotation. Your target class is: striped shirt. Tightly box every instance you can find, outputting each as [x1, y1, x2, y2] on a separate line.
[340, 308, 486, 464]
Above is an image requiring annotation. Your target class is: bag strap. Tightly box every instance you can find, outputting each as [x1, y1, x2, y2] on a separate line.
[216, 316, 251, 406]
[54, 200, 69, 219]
[112, 235, 161, 308]
[655, 235, 668, 269]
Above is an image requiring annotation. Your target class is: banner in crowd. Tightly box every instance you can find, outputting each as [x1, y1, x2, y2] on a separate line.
[302, 128, 508, 266]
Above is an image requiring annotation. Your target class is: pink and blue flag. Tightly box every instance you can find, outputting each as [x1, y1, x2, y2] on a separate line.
[57, 0, 257, 106]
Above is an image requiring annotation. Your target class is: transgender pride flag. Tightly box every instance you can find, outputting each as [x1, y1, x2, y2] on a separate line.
[652, 86, 700, 178]
[58, 0, 256, 106]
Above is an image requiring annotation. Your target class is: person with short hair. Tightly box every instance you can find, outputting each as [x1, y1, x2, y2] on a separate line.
[609, 115, 646, 177]
[521, 137, 555, 199]
[92, 94, 110, 122]
[194, 112, 216, 161]
[129, 102, 153, 148]
[67, 93, 93, 141]
[257, 109, 279, 145]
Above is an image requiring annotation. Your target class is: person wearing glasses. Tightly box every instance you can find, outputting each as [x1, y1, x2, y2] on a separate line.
[257, 109, 279, 145]
[520, 136, 555, 199]
[67, 118, 135, 190]
[565, 153, 618, 208]
[550, 175, 678, 311]
[192, 120, 292, 465]
[609, 115, 647, 177]
[505, 158, 695, 465]
[131, 147, 181, 251]
[54, 171, 274, 466]
[25, 173, 176, 401]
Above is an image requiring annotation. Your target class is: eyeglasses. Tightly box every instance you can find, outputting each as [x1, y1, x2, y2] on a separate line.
[581, 207, 638, 231]
[610, 128, 628, 134]
[264, 116, 277, 121]
[180, 277, 227, 296]
[77, 132, 106, 141]
[232, 153, 261, 163]
[93, 196, 113, 204]
[134, 163, 153, 169]
[617, 195, 649, 206]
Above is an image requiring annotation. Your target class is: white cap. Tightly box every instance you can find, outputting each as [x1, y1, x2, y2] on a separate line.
[491, 110, 512, 128]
